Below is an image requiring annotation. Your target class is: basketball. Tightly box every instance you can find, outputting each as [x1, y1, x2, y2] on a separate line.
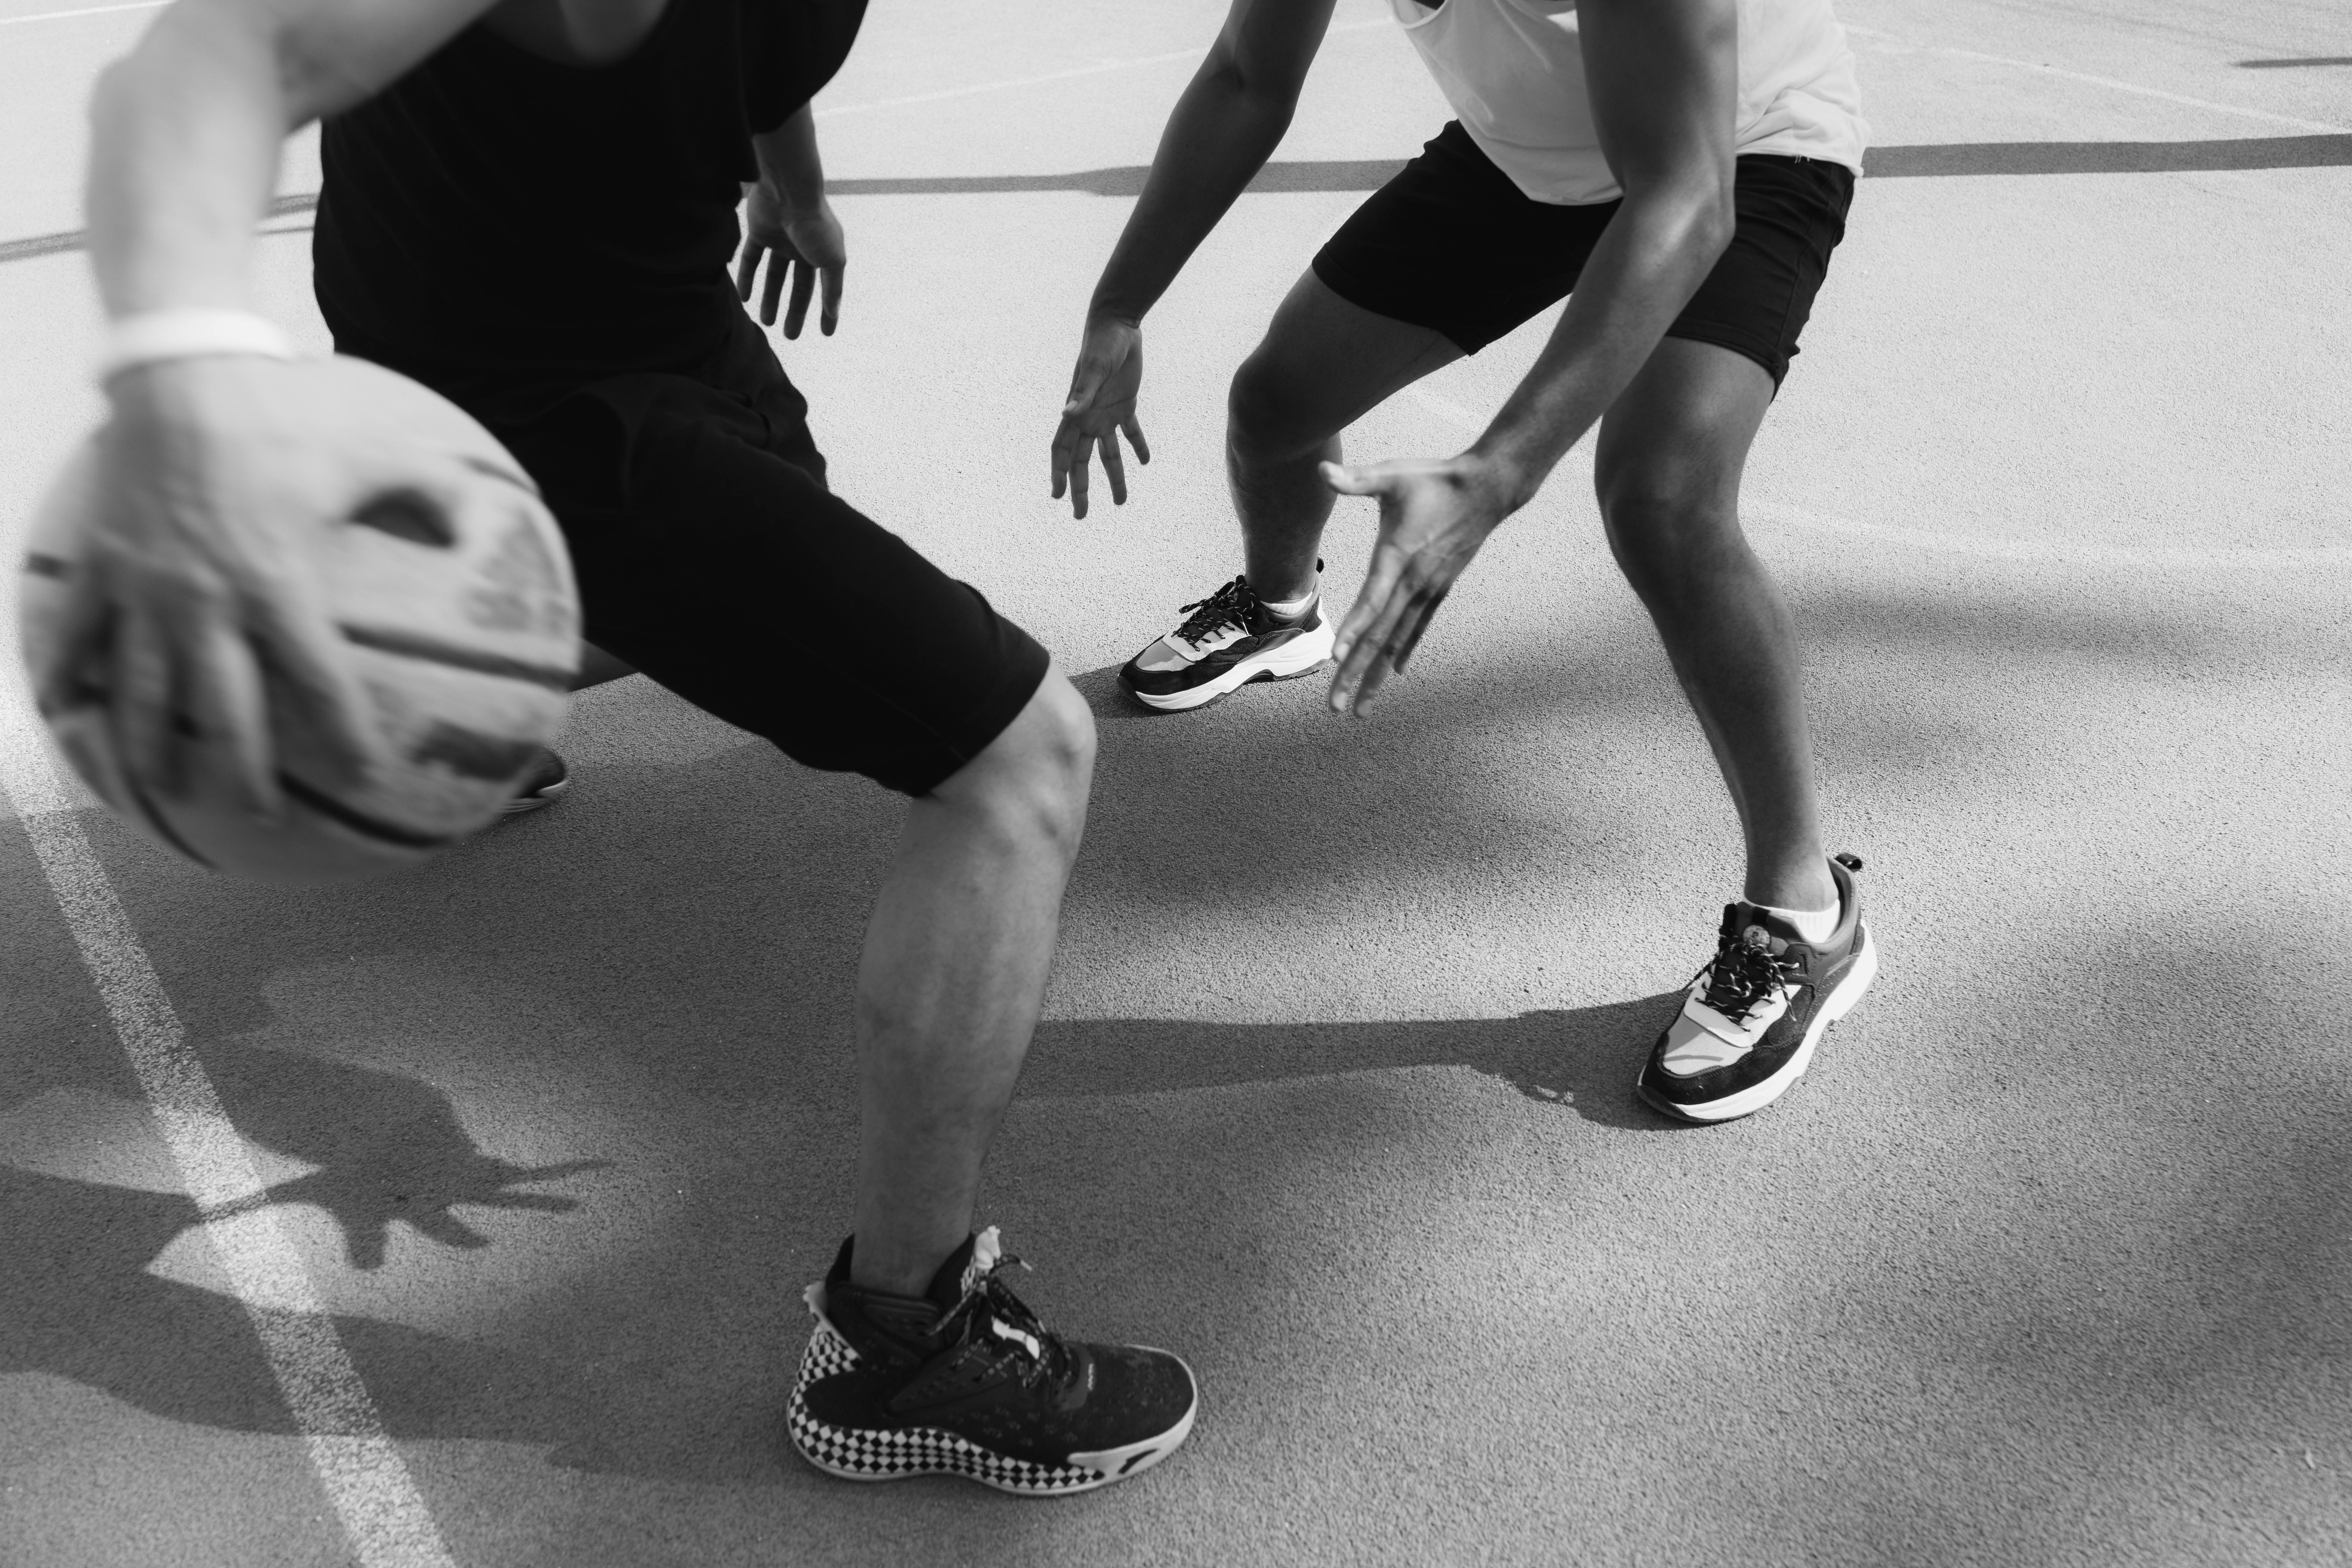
[17, 355, 580, 883]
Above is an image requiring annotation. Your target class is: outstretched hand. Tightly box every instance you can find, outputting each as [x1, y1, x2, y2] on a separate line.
[1323, 455, 1513, 715]
[736, 183, 845, 338]
[1050, 315, 1150, 519]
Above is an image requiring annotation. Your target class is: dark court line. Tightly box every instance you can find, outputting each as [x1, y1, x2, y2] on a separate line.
[1, 190, 319, 265]
[7, 136, 2350, 266]
[2235, 57, 2352, 69]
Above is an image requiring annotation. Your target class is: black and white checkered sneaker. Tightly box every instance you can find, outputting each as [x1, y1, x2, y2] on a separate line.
[786, 1228, 1197, 1496]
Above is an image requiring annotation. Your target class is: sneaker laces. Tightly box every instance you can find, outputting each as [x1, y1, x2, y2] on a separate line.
[936, 1235, 1076, 1392]
[1171, 576, 1256, 646]
[1694, 926, 1801, 1025]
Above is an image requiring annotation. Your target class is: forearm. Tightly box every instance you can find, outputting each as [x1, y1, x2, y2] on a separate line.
[1087, 56, 1300, 324]
[88, 6, 294, 318]
[1470, 195, 1731, 509]
[751, 104, 826, 210]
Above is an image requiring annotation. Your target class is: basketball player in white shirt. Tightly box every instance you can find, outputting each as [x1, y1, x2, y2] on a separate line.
[1050, 0, 1879, 1123]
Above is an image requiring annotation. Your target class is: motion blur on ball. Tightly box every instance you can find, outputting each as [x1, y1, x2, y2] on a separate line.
[18, 355, 580, 883]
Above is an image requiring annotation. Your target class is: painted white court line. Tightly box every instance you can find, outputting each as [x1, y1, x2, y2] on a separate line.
[0, 1, 166, 26]
[1745, 500, 2352, 570]
[1399, 384, 2350, 568]
[0, 688, 458, 1568]
[815, 16, 1390, 120]
[1845, 24, 2351, 136]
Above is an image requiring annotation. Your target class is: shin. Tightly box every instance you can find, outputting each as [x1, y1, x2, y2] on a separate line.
[847, 671, 1096, 1295]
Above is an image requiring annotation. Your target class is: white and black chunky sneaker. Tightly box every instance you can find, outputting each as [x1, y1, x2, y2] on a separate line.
[787, 1227, 1198, 1496]
[1119, 566, 1335, 712]
[1636, 852, 1880, 1124]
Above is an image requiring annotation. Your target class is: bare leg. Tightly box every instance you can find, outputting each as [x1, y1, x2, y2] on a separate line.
[848, 669, 1096, 1295]
[1595, 338, 1834, 914]
[1227, 273, 1462, 601]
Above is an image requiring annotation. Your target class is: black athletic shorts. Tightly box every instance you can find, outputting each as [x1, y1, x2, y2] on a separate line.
[463, 311, 1050, 797]
[1311, 121, 1855, 384]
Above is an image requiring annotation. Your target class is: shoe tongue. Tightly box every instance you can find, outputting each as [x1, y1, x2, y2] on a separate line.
[923, 1227, 998, 1310]
[1731, 905, 1795, 954]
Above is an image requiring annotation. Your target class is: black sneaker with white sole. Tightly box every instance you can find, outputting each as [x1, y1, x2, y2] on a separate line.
[1119, 567, 1335, 712]
[498, 747, 571, 816]
[787, 1227, 1198, 1496]
[1637, 852, 1879, 1124]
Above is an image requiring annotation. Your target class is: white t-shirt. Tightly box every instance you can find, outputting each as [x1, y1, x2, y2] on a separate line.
[1393, 0, 1869, 205]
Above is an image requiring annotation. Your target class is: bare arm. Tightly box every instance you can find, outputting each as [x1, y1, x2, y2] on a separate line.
[736, 102, 847, 336]
[67, 0, 508, 811]
[1324, 0, 1740, 710]
[1088, 0, 1341, 325]
[750, 103, 826, 208]
[89, 0, 497, 316]
[1462, 0, 1737, 508]
[1049, 0, 1338, 517]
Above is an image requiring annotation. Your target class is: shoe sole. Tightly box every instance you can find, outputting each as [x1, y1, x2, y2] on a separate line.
[1126, 623, 1336, 713]
[497, 776, 571, 817]
[793, 1379, 1197, 1497]
[1638, 924, 1881, 1125]
[787, 1296, 1198, 1496]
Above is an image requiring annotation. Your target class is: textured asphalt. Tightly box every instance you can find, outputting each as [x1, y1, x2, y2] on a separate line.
[2, 2, 2349, 1564]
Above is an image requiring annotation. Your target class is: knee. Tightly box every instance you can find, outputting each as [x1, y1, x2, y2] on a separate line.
[937, 670, 1095, 860]
[1596, 468, 1746, 606]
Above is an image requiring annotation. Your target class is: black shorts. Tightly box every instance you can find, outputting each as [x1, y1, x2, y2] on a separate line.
[459, 313, 1050, 797]
[1311, 121, 1855, 384]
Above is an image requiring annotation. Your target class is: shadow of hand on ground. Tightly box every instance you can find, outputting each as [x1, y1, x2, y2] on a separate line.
[0, 1045, 625, 1458]
[202, 1046, 607, 1269]
[1023, 993, 1690, 1133]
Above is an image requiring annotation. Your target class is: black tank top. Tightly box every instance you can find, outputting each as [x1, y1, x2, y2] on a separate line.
[314, 0, 865, 397]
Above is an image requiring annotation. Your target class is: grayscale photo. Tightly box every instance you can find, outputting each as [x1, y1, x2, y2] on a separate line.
[0, 0, 2343, 1563]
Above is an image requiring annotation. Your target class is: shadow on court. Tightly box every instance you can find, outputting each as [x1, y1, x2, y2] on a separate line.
[8, 135, 2350, 266]
[1025, 1002, 1685, 1129]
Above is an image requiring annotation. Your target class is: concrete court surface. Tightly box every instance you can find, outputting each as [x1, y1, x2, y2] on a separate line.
[2, 0, 2349, 1563]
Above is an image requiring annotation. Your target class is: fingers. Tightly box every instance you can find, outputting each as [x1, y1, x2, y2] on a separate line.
[1329, 544, 1409, 715]
[1066, 432, 1094, 520]
[37, 575, 113, 719]
[244, 594, 384, 793]
[734, 240, 764, 304]
[1320, 459, 1395, 498]
[108, 607, 176, 796]
[1391, 587, 1449, 671]
[819, 262, 843, 336]
[1099, 427, 1129, 507]
[1049, 419, 1075, 502]
[761, 250, 788, 326]
[1120, 413, 1151, 467]
[183, 614, 279, 817]
[785, 254, 818, 338]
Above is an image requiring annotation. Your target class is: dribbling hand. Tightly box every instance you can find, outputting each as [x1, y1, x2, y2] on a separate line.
[1050, 314, 1150, 519]
[45, 357, 400, 816]
[1322, 455, 1512, 715]
[736, 183, 845, 338]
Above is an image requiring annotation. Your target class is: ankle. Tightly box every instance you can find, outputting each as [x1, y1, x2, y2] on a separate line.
[846, 1230, 958, 1298]
[1744, 861, 1838, 925]
[1250, 557, 1323, 612]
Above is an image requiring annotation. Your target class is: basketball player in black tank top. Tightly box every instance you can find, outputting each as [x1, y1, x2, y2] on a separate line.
[75, 0, 1195, 1494]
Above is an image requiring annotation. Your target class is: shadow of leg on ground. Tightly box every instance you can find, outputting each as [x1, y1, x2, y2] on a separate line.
[1022, 995, 1693, 1132]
